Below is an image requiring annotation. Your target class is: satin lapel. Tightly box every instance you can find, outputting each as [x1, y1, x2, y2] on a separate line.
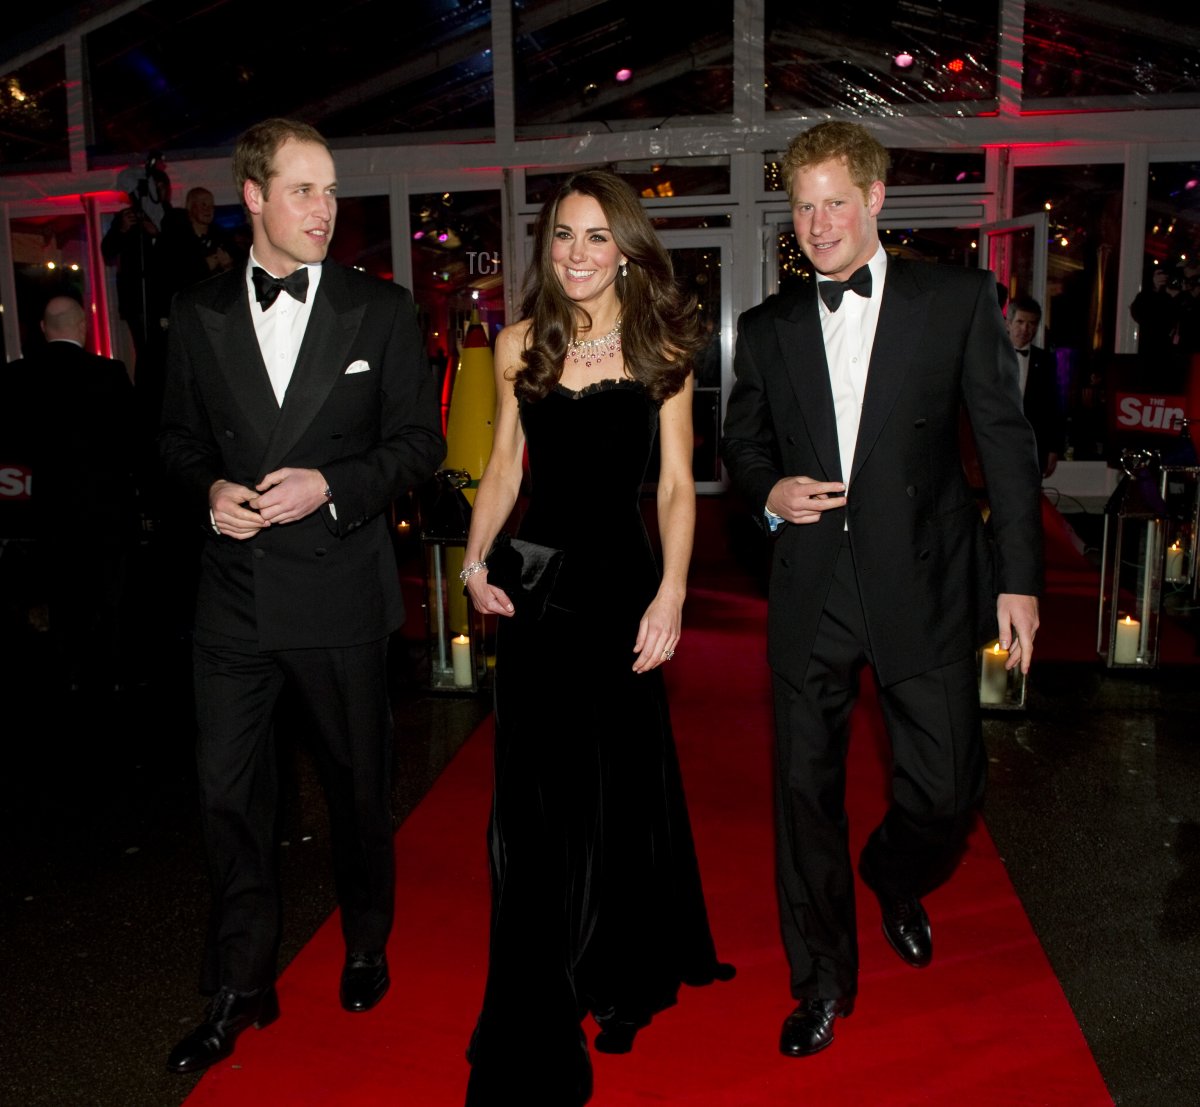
[198, 272, 281, 437]
[850, 258, 929, 483]
[259, 265, 365, 475]
[775, 286, 842, 482]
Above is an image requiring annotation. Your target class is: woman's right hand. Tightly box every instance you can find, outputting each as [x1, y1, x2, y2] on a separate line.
[466, 570, 516, 617]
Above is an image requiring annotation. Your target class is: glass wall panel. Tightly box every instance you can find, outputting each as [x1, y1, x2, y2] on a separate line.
[765, 149, 985, 194]
[1012, 164, 1125, 460]
[527, 158, 731, 206]
[764, 1, 997, 114]
[9, 213, 89, 357]
[1135, 162, 1200, 383]
[513, 1, 733, 137]
[86, 0, 493, 160]
[410, 189, 506, 418]
[328, 195, 393, 281]
[0, 48, 69, 173]
[639, 245, 724, 484]
[1024, 2, 1200, 102]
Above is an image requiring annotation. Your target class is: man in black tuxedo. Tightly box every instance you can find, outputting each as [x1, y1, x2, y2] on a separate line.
[160, 118, 444, 1073]
[722, 122, 1043, 1057]
[18, 296, 137, 690]
[1006, 295, 1065, 477]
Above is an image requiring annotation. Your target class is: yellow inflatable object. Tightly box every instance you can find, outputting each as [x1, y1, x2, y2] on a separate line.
[444, 310, 497, 507]
[443, 310, 497, 634]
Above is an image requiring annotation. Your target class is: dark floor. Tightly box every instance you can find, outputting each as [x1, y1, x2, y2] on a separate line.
[1, 515, 1198, 1107]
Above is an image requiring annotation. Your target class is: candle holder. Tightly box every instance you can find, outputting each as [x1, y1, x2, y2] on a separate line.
[1158, 465, 1199, 595]
[419, 469, 488, 693]
[978, 639, 1027, 710]
[1097, 450, 1168, 669]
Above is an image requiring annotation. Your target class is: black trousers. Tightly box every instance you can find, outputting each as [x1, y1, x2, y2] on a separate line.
[773, 539, 985, 1002]
[192, 628, 395, 993]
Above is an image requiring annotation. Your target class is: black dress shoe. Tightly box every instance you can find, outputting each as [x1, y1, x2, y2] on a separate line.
[594, 1019, 639, 1054]
[876, 892, 933, 968]
[593, 1007, 646, 1054]
[779, 996, 854, 1057]
[340, 951, 389, 1012]
[167, 985, 279, 1074]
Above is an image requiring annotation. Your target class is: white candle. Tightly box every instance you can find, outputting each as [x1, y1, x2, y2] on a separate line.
[451, 634, 473, 687]
[1113, 615, 1140, 665]
[1166, 541, 1185, 581]
[979, 641, 1009, 705]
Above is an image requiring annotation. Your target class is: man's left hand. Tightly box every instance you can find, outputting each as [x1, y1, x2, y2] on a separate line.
[251, 467, 328, 525]
[996, 593, 1040, 674]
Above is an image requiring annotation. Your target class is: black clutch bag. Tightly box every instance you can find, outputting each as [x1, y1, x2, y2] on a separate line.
[484, 533, 564, 619]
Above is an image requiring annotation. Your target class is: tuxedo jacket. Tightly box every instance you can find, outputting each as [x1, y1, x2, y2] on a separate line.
[722, 256, 1043, 688]
[159, 264, 444, 651]
[1021, 343, 1065, 469]
[12, 341, 137, 535]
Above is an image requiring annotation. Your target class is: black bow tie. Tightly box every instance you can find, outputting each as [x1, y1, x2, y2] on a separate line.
[818, 265, 872, 312]
[251, 265, 309, 310]
[1015, 347, 1030, 357]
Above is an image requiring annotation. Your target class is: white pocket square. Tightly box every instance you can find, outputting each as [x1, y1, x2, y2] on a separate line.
[344, 359, 372, 374]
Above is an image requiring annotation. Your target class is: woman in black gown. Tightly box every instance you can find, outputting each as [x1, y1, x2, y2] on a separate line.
[461, 170, 733, 1105]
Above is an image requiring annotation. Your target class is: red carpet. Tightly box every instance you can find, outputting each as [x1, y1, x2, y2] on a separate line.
[186, 508, 1112, 1106]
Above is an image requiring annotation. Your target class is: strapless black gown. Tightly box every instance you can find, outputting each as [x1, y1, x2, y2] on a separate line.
[465, 380, 730, 1106]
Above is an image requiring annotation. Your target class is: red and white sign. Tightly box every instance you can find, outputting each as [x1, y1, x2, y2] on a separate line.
[0, 464, 33, 500]
[1112, 393, 1187, 436]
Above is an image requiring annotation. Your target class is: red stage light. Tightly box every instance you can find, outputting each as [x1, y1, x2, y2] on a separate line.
[947, 58, 965, 73]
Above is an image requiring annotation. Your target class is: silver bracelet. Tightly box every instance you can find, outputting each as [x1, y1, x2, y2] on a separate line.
[459, 560, 487, 584]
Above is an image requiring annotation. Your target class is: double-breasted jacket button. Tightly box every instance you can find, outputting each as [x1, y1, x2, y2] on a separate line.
[224, 429, 235, 439]
[906, 485, 918, 498]
[314, 547, 328, 558]
[253, 548, 266, 560]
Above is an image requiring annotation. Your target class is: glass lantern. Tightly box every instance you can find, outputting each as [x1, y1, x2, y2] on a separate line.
[419, 469, 487, 693]
[1158, 465, 1200, 598]
[977, 639, 1027, 709]
[1097, 451, 1168, 669]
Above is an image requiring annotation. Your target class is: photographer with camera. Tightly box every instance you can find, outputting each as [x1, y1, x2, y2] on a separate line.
[1130, 263, 1184, 372]
[102, 155, 172, 366]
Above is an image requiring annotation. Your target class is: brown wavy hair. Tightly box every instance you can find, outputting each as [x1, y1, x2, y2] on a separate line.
[514, 169, 705, 406]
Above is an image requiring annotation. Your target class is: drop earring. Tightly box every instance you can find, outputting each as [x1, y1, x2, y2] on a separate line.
[620, 261, 628, 278]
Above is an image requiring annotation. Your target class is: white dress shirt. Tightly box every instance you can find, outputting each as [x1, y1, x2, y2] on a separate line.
[1015, 348, 1031, 397]
[246, 249, 324, 406]
[816, 242, 887, 487]
[209, 254, 328, 532]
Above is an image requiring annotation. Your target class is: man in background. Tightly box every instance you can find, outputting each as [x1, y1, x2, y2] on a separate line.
[1006, 295, 1065, 477]
[18, 296, 137, 692]
[158, 186, 239, 302]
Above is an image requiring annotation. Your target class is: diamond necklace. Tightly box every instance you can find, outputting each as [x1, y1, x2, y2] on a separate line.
[566, 318, 622, 367]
